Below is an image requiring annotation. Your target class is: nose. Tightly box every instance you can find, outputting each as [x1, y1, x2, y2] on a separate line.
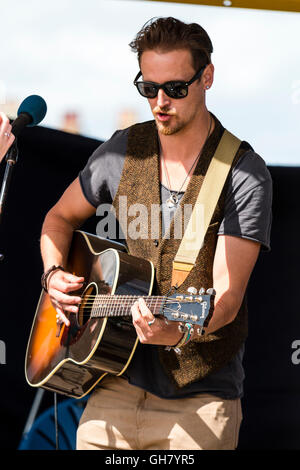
[156, 88, 171, 108]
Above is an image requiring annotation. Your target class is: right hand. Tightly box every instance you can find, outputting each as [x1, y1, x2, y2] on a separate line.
[47, 269, 84, 326]
[0, 112, 15, 162]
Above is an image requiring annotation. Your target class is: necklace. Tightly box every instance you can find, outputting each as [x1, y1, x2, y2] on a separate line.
[161, 114, 213, 209]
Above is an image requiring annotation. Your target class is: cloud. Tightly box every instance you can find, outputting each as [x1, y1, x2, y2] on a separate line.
[0, 0, 299, 163]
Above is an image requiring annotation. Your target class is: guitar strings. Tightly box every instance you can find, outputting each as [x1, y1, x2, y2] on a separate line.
[76, 294, 167, 300]
[71, 295, 169, 307]
[72, 300, 174, 307]
[66, 295, 180, 317]
[53, 295, 204, 318]
[76, 300, 188, 305]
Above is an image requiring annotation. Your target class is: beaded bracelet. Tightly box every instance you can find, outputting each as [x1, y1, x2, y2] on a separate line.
[41, 265, 65, 293]
[165, 322, 194, 354]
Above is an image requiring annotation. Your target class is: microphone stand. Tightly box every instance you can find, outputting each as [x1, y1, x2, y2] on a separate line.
[0, 139, 18, 261]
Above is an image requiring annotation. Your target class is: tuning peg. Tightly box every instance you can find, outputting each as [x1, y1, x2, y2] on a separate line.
[206, 288, 216, 295]
[171, 312, 180, 319]
[187, 287, 197, 295]
[198, 288, 205, 295]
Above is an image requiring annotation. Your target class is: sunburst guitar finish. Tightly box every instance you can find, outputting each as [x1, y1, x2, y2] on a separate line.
[25, 231, 213, 399]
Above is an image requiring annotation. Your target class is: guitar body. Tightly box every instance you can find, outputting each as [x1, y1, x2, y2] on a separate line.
[25, 231, 154, 398]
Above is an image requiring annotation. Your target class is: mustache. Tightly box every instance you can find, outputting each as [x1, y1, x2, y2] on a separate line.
[153, 106, 176, 116]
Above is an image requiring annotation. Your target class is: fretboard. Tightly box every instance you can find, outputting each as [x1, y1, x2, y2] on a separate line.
[88, 295, 166, 318]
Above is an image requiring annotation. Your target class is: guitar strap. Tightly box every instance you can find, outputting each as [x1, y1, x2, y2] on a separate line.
[171, 129, 242, 288]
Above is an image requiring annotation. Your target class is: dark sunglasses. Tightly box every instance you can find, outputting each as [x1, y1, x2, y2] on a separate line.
[133, 65, 206, 99]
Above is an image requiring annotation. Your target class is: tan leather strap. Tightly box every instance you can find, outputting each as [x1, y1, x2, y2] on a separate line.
[172, 129, 241, 288]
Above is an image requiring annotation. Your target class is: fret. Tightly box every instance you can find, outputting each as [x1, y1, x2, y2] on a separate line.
[121, 297, 126, 317]
[109, 296, 116, 317]
[155, 296, 160, 316]
[104, 296, 110, 318]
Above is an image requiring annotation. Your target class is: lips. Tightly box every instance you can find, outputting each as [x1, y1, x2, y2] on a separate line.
[156, 112, 172, 122]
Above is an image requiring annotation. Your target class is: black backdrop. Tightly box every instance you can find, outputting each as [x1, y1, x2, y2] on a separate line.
[0, 125, 299, 450]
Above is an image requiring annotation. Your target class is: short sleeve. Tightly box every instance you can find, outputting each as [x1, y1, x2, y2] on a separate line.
[218, 150, 273, 251]
[79, 128, 129, 207]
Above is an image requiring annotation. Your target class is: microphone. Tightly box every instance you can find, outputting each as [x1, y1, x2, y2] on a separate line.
[11, 95, 47, 138]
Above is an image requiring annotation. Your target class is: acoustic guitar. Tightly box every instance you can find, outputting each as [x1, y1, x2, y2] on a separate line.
[25, 230, 214, 399]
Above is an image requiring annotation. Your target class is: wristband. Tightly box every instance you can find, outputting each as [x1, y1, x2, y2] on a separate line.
[165, 322, 194, 354]
[41, 265, 65, 293]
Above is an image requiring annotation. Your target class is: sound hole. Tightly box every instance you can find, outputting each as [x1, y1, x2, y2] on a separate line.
[78, 283, 97, 327]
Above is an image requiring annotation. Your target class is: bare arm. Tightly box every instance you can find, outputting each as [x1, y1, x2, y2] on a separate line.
[41, 177, 95, 268]
[132, 235, 260, 346]
[41, 176, 96, 325]
[205, 235, 260, 334]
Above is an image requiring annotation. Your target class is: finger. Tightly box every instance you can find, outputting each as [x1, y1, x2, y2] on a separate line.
[0, 112, 9, 128]
[132, 300, 151, 325]
[0, 117, 13, 139]
[50, 288, 82, 306]
[131, 300, 155, 342]
[8, 133, 15, 145]
[48, 269, 84, 285]
[0, 115, 15, 158]
[131, 301, 147, 338]
[6, 124, 15, 144]
[62, 272, 85, 284]
[47, 270, 84, 293]
[4, 122, 12, 135]
[53, 277, 84, 294]
[131, 300, 142, 325]
[55, 305, 70, 326]
[58, 273, 85, 293]
[138, 297, 155, 323]
[60, 302, 79, 314]
[52, 296, 78, 315]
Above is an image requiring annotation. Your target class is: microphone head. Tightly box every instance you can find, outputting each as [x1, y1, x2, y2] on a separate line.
[17, 95, 47, 127]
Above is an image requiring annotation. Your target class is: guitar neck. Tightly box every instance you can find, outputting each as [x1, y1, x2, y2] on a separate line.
[89, 295, 166, 318]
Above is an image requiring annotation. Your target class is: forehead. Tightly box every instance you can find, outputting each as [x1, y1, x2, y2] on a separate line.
[140, 49, 195, 81]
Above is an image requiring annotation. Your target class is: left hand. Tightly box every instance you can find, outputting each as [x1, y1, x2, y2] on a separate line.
[131, 297, 182, 346]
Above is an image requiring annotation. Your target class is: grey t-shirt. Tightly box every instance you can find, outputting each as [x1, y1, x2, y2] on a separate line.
[79, 126, 272, 400]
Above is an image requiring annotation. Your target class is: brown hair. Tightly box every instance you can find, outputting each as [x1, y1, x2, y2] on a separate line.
[129, 17, 213, 71]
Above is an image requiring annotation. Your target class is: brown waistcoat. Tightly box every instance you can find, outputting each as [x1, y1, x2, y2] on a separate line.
[112, 116, 252, 389]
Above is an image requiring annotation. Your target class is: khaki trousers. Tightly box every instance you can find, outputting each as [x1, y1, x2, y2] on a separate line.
[76, 376, 242, 450]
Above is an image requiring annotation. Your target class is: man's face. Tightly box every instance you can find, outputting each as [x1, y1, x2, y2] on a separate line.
[139, 48, 208, 136]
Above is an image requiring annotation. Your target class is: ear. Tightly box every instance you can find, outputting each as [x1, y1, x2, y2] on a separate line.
[203, 63, 214, 91]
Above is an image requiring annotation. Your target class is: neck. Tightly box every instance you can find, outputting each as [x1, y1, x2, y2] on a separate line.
[159, 108, 214, 163]
[90, 294, 165, 318]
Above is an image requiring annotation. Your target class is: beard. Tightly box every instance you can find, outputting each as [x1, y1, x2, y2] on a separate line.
[155, 118, 183, 135]
[153, 105, 198, 136]
[153, 108, 183, 135]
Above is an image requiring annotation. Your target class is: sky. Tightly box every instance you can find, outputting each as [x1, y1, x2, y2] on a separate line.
[0, 0, 299, 165]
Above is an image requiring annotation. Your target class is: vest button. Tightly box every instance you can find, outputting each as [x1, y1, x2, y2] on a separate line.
[153, 239, 159, 247]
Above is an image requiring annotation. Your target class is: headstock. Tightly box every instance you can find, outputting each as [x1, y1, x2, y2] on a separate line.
[161, 286, 215, 327]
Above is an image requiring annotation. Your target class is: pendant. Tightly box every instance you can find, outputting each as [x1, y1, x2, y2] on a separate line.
[166, 193, 178, 209]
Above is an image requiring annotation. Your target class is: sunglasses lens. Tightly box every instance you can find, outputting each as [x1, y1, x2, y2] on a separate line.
[165, 82, 188, 98]
[137, 82, 158, 98]
[135, 80, 189, 99]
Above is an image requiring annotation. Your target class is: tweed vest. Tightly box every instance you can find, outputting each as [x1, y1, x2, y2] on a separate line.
[112, 116, 252, 389]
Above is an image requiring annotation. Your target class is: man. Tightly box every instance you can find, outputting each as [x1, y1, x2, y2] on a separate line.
[40, 17, 272, 450]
